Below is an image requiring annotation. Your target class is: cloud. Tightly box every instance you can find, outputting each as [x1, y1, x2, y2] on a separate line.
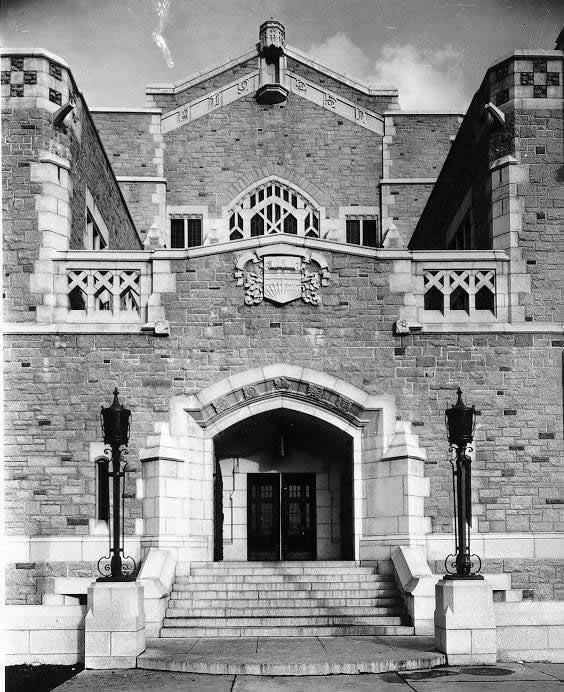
[307, 34, 469, 111]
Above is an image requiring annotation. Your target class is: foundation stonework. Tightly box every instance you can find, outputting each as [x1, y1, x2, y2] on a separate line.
[2, 19, 562, 665]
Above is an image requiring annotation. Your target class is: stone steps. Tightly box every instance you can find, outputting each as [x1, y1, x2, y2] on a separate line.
[160, 624, 415, 637]
[164, 614, 404, 626]
[166, 606, 400, 617]
[168, 598, 399, 609]
[174, 573, 392, 584]
[171, 582, 396, 594]
[178, 560, 362, 573]
[160, 561, 412, 639]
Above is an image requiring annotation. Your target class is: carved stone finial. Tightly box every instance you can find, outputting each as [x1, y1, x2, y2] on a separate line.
[143, 222, 165, 249]
[259, 19, 286, 59]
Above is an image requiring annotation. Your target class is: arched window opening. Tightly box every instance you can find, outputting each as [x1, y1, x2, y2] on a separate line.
[229, 180, 320, 241]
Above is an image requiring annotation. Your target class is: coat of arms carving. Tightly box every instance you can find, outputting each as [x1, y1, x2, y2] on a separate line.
[235, 246, 329, 306]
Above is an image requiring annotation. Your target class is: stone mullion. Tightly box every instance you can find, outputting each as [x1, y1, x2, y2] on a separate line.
[112, 272, 120, 316]
[86, 272, 96, 314]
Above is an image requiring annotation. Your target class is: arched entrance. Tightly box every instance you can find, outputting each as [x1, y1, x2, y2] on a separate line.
[139, 364, 431, 568]
[213, 409, 354, 562]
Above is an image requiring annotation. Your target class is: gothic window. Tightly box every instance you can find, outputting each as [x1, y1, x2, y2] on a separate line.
[346, 217, 380, 247]
[228, 180, 320, 240]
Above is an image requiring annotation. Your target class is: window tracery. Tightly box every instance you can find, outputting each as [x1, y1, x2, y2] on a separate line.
[228, 181, 320, 241]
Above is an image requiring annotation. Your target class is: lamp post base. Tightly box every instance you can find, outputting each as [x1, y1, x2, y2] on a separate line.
[443, 574, 484, 581]
[434, 577, 496, 665]
[85, 581, 145, 669]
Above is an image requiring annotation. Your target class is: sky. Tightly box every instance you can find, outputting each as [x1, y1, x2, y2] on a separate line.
[1, 0, 562, 111]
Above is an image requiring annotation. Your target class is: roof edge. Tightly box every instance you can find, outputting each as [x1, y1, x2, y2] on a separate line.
[285, 46, 397, 96]
[144, 43, 399, 98]
[145, 48, 259, 94]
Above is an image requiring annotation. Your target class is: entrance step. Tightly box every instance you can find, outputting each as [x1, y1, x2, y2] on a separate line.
[138, 635, 446, 675]
[161, 561, 413, 638]
[166, 606, 402, 617]
[160, 625, 415, 637]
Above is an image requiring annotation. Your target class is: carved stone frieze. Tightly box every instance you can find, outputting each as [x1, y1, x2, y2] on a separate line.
[235, 245, 329, 306]
[207, 375, 361, 425]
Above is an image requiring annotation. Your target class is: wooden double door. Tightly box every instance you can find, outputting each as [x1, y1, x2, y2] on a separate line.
[247, 473, 316, 561]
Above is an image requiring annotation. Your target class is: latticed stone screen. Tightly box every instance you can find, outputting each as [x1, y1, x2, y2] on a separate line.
[423, 269, 496, 317]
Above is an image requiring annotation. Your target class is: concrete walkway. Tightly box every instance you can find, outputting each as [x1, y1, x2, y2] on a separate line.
[57, 661, 564, 691]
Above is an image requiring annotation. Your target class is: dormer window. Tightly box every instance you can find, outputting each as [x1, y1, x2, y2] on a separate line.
[228, 180, 320, 241]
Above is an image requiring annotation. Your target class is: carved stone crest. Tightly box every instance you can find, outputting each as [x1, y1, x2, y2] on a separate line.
[235, 246, 329, 306]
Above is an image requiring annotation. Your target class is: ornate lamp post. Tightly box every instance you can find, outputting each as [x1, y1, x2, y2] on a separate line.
[444, 388, 482, 579]
[97, 388, 136, 581]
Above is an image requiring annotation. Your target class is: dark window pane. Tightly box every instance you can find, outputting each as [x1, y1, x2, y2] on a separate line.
[251, 214, 264, 236]
[284, 214, 297, 234]
[171, 219, 185, 248]
[346, 219, 361, 244]
[187, 218, 202, 247]
[475, 286, 495, 312]
[363, 219, 378, 247]
[450, 287, 469, 312]
[424, 286, 444, 312]
[68, 286, 85, 310]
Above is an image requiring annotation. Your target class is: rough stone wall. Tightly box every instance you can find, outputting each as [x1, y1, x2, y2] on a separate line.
[119, 180, 164, 241]
[68, 101, 141, 250]
[2, 104, 52, 321]
[163, 94, 382, 216]
[386, 114, 461, 178]
[514, 106, 563, 323]
[384, 183, 434, 246]
[92, 111, 159, 177]
[4, 250, 562, 600]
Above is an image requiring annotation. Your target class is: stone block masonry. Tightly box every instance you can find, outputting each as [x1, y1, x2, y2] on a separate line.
[1, 51, 142, 325]
[161, 93, 383, 217]
[4, 249, 562, 602]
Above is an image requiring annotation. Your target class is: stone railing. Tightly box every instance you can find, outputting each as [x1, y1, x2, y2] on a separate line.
[410, 253, 510, 325]
[43, 252, 174, 330]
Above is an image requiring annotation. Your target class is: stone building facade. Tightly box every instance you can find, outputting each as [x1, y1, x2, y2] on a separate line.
[2, 21, 563, 613]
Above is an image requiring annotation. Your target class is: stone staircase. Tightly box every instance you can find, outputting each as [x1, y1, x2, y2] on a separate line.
[160, 560, 414, 638]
